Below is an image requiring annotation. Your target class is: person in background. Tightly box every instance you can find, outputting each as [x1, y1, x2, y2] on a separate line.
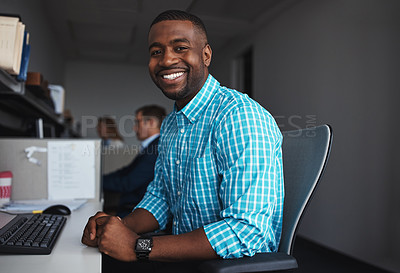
[82, 10, 284, 272]
[97, 116, 125, 149]
[102, 105, 166, 217]
[60, 109, 80, 138]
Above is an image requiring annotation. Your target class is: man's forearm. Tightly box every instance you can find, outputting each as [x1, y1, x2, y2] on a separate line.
[122, 208, 159, 234]
[123, 209, 219, 261]
[150, 228, 218, 262]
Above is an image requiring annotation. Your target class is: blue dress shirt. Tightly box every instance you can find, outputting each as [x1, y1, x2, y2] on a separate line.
[136, 74, 284, 259]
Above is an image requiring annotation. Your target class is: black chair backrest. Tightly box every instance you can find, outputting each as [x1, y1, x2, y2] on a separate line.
[278, 125, 333, 255]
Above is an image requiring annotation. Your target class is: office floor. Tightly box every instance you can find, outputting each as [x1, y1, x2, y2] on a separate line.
[293, 236, 393, 273]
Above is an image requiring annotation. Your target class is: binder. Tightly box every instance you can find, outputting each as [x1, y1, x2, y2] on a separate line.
[17, 30, 30, 81]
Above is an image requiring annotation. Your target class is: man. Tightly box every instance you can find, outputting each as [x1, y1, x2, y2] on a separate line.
[102, 105, 166, 217]
[82, 10, 284, 266]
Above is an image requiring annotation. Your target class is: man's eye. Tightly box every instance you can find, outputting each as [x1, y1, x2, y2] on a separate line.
[176, 46, 188, 52]
[150, 50, 162, 56]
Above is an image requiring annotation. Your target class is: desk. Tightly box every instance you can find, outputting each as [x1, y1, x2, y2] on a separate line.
[0, 201, 103, 273]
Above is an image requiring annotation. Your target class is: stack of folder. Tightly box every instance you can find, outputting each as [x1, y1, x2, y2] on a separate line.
[0, 14, 31, 81]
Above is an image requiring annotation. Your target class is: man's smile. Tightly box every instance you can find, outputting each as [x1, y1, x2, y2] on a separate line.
[162, 72, 185, 80]
[157, 69, 187, 86]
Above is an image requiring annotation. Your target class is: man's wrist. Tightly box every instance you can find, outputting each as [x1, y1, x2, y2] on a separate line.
[135, 237, 153, 261]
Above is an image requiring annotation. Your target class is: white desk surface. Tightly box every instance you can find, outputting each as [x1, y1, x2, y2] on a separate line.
[0, 201, 103, 273]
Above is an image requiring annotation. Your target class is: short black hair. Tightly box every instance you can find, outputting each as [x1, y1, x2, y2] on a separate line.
[150, 10, 208, 41]
[135, 105, 167, 128]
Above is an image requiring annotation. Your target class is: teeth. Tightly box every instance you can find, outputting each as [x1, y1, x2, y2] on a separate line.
[162, 72, 184, 80]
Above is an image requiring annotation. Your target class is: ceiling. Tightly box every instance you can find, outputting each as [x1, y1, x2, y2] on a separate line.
[42, 0, 293, 66]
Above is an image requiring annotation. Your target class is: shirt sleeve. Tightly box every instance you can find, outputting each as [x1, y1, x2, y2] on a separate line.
[203, 103, 284, 259]
[135, 141, 171, 231]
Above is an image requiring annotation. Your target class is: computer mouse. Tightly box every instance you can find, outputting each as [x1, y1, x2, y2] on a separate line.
[42, 204, 71, 215]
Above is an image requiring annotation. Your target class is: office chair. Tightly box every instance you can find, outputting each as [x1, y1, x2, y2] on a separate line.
[198, 124, 333, 273]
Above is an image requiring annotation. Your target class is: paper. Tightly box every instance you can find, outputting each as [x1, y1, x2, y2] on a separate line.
[47, 141, 96, 200]
[1, 199, 87, 212]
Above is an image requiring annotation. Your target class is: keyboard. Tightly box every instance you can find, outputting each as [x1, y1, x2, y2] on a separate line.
[0, 213, 66, 254]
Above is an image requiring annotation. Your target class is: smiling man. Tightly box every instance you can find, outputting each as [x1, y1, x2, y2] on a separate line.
[148, 18, 211, 109]
[82, 10, 284, 272]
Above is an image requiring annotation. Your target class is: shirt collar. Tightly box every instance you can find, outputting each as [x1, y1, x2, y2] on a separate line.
[141, 133, 160, 150]
[175, 74, 220, 124]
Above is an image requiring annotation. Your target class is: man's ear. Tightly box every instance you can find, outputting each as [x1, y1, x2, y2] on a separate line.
[203, 44, 212, 67]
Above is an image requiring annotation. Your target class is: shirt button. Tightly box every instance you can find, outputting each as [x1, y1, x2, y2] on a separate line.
[177, 191, 181, 196]
[180, 128, 185, 133]
[176, 160, 180, 165]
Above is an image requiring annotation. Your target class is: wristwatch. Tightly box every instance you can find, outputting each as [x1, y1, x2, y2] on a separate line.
[135, 237, 153, 261]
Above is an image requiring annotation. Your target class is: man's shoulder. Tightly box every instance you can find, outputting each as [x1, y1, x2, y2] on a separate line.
[206, 74, 255, 111]
[149, 134, 160, 145]
[214, 85, 269, 117]
[144, 136, 160, 153]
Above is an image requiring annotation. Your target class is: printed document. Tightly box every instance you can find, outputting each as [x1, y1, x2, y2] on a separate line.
[47, 141, 96, 200]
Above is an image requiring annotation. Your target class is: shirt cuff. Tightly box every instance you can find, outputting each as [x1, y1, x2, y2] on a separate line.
[203, 219, 246, 259]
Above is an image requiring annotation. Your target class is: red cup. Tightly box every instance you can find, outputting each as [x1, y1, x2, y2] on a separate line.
[0, 171, 12, 205]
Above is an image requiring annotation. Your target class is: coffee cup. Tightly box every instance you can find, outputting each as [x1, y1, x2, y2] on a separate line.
[0, 171, 12, 205]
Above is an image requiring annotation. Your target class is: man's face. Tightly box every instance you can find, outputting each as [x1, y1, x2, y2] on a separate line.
[134, 112, 150, 141]
[148, 20, 212, 109]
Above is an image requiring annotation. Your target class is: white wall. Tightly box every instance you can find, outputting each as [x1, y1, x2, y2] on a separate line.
[212, 0, 400, 271]
[64, 61, 173, 146]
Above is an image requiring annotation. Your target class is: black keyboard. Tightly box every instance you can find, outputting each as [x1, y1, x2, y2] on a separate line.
[0, 213, 66, 254]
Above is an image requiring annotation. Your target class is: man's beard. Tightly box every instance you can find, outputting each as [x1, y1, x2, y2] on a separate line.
[156, 67, 206, 102]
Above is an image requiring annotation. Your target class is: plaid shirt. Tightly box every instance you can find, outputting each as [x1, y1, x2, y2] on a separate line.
[136, 74, 284, 259]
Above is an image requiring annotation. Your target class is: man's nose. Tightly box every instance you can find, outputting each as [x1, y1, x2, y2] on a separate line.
[160, 48, 178, 67]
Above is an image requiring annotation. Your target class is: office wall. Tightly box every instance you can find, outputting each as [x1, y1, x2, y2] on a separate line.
[2, 0, 399, 271]
[1, 0, 65, 84]
[212, 0, 400, 271]
[64, 61, 173, 146]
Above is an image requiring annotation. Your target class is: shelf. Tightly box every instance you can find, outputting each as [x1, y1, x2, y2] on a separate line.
[0, 68, 24, 93]
[0, 69, 65, 136]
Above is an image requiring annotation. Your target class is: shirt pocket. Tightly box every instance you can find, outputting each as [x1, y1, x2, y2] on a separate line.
[186, 153, 221, 213]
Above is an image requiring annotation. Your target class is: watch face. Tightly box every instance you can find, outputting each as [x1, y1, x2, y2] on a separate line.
[136, 239, 152, 251]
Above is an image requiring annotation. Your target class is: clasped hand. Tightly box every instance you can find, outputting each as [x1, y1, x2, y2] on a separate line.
[81, 211, 139, 261]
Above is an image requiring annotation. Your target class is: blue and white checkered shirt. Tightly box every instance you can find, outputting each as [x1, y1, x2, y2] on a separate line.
[136, 74, 284, 259]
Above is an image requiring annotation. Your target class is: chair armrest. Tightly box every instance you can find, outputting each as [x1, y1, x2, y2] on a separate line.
[198, 252, 298, 273]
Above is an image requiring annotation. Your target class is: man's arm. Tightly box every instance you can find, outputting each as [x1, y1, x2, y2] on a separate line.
[122, 207, 159, 233]
[81, 208, 159, 248]
[150, 228, 218, 262]
[100, 220, 218, 262]
[124, 209, 218, 261]
[82, 208, 218, 262]
[203, 103, 284, 259]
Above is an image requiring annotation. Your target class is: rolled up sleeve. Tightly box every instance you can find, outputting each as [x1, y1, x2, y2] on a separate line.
[204, 104, 284, 259]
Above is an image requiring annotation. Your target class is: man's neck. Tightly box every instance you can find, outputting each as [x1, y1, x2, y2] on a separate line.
[175, 73, 209, 111]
